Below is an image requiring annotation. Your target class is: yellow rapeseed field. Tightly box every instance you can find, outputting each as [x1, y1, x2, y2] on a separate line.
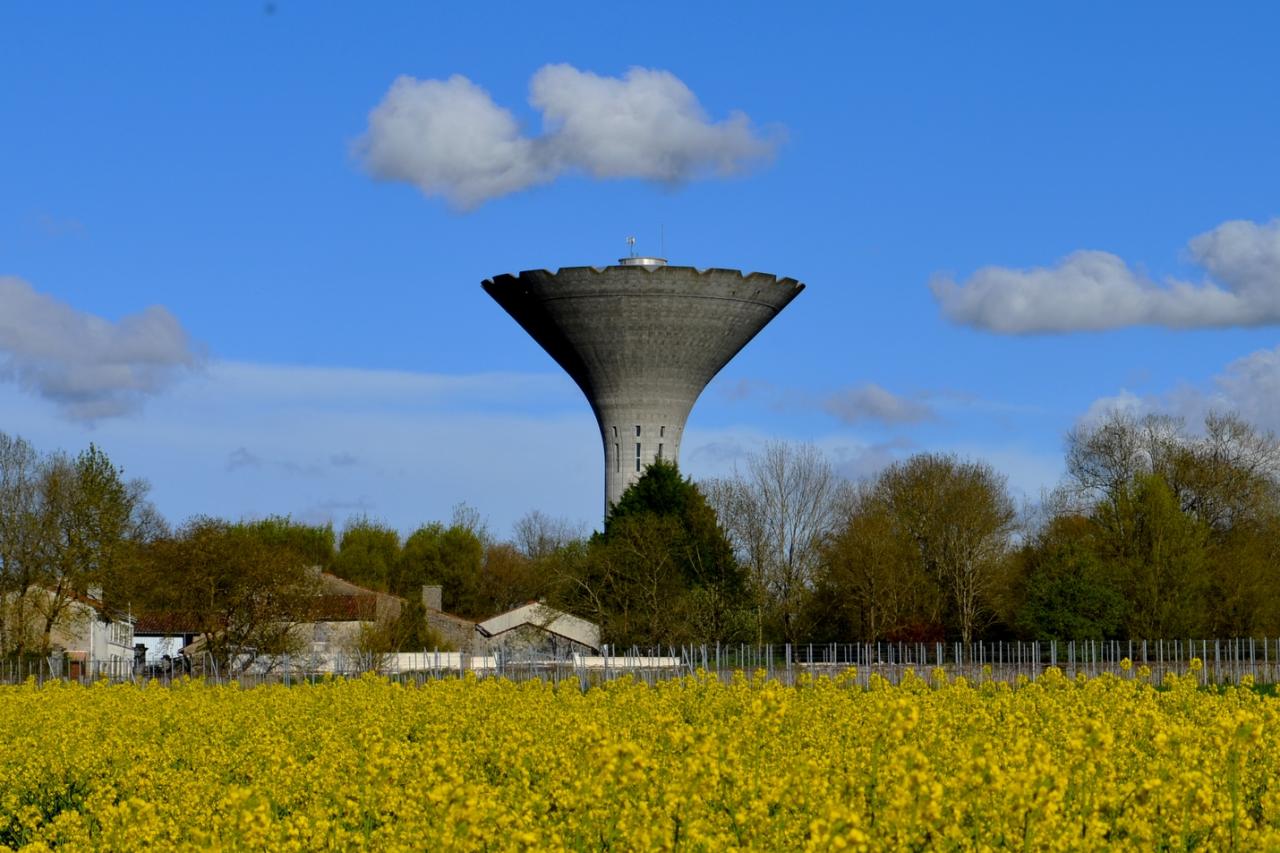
[1, 665, 1277, 851]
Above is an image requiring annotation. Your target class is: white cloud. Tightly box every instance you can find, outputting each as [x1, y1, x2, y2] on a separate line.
[932, 218, 1280, 332]
[355, 74, 544, 209]
[0, 276, 201, 421]
[1209, 346, 1280, 428]
[1079, 390, 1151, 427]
[1084, 344, 1280, 434]
[355, 64, 776, 209]
[823, 383, 935, 425]
[527, 64, 772, 182]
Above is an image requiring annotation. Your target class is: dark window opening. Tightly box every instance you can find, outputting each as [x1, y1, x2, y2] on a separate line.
[635, 443, 642, 472]
[635, 425, 641, 437]
[615, 443, 620, 472]
[660, 426, 665, 437]
[657, 443, 664, 460]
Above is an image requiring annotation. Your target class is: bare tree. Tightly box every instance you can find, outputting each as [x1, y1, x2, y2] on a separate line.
[450, 502, 490, 545]
[512, 510, 584, 562]
[1172, 412, 1280, 531]
[708, 442, 847, 643]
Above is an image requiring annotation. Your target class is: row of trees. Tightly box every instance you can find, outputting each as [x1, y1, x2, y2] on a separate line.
[756, 412, 1280, 646]
[541, 411, 1280, 646]
[5, 410, 1280, 655]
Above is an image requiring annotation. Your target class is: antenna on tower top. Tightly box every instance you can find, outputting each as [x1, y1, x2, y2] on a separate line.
[618, 234, 667, 268]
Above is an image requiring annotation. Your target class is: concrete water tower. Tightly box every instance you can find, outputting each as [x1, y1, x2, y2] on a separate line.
[483, 253, 803, 516]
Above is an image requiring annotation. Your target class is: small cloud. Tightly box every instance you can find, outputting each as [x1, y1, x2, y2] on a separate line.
[720, 378, 771, 402]
[723, 378, 937, 426]
[932, 218, 1280, 333]
[32, 213, 86, 238]
[823, 384, 936, 425]
[355, 64, 778, 209]
[279, 460, 324, 478]
[687, 437, 759, 468]
[0, 276, 202, 422]
[228, 447, 341, 478]
[226, 447, 263, 471]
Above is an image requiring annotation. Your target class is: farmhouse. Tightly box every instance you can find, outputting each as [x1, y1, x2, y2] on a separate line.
[1, 586, 136, 678]
[130, 570, 602, 674]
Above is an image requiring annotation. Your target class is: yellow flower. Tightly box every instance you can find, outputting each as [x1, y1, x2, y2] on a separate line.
[0, 659, 1273, 849]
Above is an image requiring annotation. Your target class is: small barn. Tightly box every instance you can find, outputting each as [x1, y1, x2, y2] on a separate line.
[475, 603, 600, 657]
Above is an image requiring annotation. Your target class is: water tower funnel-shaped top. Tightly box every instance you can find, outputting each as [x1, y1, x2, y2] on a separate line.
[483, 264, 804, 515]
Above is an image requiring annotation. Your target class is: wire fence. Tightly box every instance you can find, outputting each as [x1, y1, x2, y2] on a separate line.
[2, 638, 1278, 689]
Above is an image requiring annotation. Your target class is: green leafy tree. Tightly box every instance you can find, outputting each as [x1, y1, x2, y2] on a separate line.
[393, 522, 485, 615]
[144, 517, 320, 673]
[1064, 410, 1280, 637]
[559, 460, 747, 645]
[30, 445, 149, 655]
[819, 485, 945, 643]
[477, 542, 545, 614]
[1097, 473, 1210, 639]
[606, 459, 743, 599]
[437, 525, 485, 614]
[874, 453, 1016, 645]
[393, 522, 444, 594]
[237, 516, 335, 570]
[1012, 520, 1126, 641]
[332, 516, 400, 591]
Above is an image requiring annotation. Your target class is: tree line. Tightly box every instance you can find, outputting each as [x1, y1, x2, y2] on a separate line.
[4, 410, 1280, 657]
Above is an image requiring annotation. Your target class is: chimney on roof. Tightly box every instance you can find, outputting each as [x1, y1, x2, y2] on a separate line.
[422, 585, 442, 612]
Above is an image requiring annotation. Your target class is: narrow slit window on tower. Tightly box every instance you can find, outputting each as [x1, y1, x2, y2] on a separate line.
[612, 426, 618, 439]
[615, 443, 620, 472]
[635, 425, 641, 437]
[660, 426, 665, 437]
[658, 443, 664, 460]
[635, 443, 642, 472]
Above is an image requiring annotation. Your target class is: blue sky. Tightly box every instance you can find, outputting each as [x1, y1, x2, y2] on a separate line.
[3, 4, 1280, 536]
